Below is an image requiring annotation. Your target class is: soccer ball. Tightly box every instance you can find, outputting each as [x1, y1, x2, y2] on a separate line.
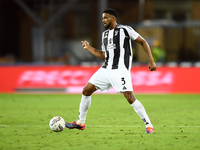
[49, 116, 65, 132]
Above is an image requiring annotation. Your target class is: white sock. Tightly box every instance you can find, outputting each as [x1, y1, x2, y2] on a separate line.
[76, 95, 91, 125]
[131, 99, 153, 128]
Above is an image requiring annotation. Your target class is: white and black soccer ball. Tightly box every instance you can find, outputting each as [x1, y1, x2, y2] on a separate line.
[49, 116, 65, 132]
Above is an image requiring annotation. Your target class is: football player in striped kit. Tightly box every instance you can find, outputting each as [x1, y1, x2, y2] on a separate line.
[66, 8, 156, 133]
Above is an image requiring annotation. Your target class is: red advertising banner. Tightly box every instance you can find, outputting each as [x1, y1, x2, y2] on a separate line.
[0, 66, 200, 94]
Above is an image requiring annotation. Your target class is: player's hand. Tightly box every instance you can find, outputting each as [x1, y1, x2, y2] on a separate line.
[81, 40, 89, 50]
[149, 61, 156, 71]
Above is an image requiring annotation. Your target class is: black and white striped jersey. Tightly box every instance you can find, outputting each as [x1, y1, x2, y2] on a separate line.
[101, 24, 139, 71]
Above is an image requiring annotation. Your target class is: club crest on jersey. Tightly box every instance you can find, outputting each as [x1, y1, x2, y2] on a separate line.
[114, 30, 119, 36]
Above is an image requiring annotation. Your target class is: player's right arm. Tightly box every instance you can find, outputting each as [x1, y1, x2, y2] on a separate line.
[135, 36, 156, 71]
[81, 40, 105, 60]
[125, 25, 156, 71]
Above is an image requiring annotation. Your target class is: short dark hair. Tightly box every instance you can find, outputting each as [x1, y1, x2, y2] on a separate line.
[103, 8, 118, 19]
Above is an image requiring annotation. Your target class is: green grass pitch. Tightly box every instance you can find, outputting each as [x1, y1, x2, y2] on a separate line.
[0, 94, 200, 150]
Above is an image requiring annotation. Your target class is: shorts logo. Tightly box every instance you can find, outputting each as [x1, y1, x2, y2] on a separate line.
[122, 86, 127, 90]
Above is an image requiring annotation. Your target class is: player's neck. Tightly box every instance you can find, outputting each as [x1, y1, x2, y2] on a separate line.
[109, 22, 117, 30]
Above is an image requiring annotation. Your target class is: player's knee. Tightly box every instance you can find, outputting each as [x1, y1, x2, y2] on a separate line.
[123, 92, 136, 104]
[82, 86, 89, 96]
[82, 83, 97, 96]
[82, 86, 93, 96]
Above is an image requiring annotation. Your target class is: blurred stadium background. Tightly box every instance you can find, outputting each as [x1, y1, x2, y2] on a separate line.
[0, 0, 200, 93]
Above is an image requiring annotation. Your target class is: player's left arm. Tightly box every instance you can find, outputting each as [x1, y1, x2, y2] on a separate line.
[135, 36, 156, 71]
[81, 40, 105, 60]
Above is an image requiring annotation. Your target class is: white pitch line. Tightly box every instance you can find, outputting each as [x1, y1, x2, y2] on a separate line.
[0, 125, 200, 128]
[89, 125, 200, 128]
[0, 125, 48, 127]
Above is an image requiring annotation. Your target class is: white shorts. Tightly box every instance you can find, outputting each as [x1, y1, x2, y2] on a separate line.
[89, 67, 133, 93]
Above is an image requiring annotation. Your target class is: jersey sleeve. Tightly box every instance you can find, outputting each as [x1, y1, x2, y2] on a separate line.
[125, 25, 139, 40]
[101, 32, 105, 52]
[101, 43, 105, 52]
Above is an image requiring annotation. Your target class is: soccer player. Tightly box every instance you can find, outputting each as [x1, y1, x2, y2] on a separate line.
[66, 8, 156, 133]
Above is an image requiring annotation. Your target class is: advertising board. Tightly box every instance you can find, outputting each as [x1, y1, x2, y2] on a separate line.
[0, 66, 199, 94]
